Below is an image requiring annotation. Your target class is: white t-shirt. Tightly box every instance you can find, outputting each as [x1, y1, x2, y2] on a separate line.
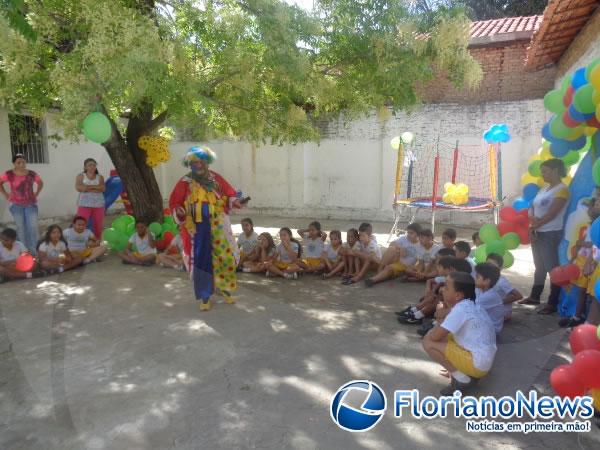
[416, 243, 441, 265]
[475, 288, 505, 334]
[531, 183, 569, 232]
[39, 241, 67, 259]
[467, 257, 477, 277]
[493, 276, 515, 316]
[63, 228, 93, 252]
[238, 231, 259, 255]
[0, 240, 27, 263]
[392, 235, 421, 266]
[277, 242, 299, 263]
[324, 243, 341, 262]
[303, 233, 325, 258]
[129, 233, 156, 255]
[353, 239, 382, 260]
[441, 299, 497, 372]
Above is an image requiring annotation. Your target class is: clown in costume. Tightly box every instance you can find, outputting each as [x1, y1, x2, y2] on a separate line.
[169, 147, 244, 311]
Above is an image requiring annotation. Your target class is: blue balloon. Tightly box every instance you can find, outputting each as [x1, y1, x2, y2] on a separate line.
[572, 67, 588, 89]
[523, 183, 540, 201]
[513, 197, 530, 211]
[498, 124, 509, 133]
[595, 280, 600, 301]
[590, 216, 600, 247]
[498, 132, 511, 143]
[568, 104, 595, 122]
[541, 121, 555, 142]
[550, 139, 571, 157]
[483, 130, 494, 142]
[104, 176, 123, 210]
[569, 135, 587, 150]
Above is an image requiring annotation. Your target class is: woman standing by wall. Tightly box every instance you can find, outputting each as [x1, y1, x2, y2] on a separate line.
[75, 158, 105, 239]
[519, 159, 569, 314]
[0, 154, 43, 254]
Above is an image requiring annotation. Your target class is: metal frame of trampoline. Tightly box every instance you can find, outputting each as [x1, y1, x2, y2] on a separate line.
[388, 139, 502, 241]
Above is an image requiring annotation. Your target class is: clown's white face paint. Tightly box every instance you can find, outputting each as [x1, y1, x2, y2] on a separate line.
[191, 160, 208, 176]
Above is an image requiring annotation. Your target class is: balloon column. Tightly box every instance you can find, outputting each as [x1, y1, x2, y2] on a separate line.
[550, 324, 600, 411]
[442, 183, 469, 205]
[102, 209, 178, 252]
[138, 136, 171, 168]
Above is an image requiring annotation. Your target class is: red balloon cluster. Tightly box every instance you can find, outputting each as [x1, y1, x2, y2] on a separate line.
[155, 231, 175, 251]
[498, 207, 530, 245]
[15, 253, 35, 272]
[551, 325, 600, 398]
[549, 264, 581, 287]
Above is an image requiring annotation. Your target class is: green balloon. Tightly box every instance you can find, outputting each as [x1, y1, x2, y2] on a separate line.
[164, 215, 175, 225]
[479, 224, 500, 244]
[544, 89, 564, 113]
[486, 240, 507, 256]
[82, 112, 112, 144]
[580, 136, 592, 153]
[503, 251, 514, 269]
[501, 232, 521, 250]
[593, 158, 600, 187]
[475, 245, 487, 264]
[560, 76, 572, 93]
[573, 84, 596, 114]
[550, 115, 572, 139]
[122, 215, 135, 226]
[126, 222, 136, 236]
[102, 227, 119, 244]
[149, 222, 162, 237]
[114, 233, 129, 252]
[597, 324, 600, 341]
[562, 150, 580, 166]
[528, 160, 542, 177]
[112, 217, 128, 234]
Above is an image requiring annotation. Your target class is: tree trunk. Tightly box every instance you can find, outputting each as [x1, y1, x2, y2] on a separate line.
[102, 117, 164, 223]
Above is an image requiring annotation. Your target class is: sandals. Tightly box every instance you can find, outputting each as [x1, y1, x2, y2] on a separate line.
[518, 297, 540, 305]
[342, 278, 356, 285]
[537, 305, 557, 315]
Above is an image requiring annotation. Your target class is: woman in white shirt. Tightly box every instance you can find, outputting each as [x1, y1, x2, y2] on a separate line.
[520, 159, 569, 314]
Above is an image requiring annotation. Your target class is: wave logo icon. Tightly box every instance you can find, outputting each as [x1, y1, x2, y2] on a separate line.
[330, 380, 387, 432]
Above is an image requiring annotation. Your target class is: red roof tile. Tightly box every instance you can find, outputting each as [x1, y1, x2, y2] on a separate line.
[470, 15, 543, 39]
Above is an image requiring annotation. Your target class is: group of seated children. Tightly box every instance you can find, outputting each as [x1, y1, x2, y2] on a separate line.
[237, 218, 382, 283]
[0, 216, 107, 282]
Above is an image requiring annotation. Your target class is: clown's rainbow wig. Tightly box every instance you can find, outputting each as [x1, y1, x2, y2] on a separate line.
[182, 146, 217, 167]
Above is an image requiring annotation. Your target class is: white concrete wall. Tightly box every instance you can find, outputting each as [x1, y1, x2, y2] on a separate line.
[1, 100, 548, 227]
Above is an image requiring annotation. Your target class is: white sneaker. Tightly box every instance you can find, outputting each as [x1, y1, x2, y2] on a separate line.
[265, 271, 271, 277]
[58, 266, 64, 273]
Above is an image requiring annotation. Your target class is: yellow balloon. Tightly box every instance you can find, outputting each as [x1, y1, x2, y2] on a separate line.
[568, 126, 585, 140]
[521, 173, 539, 186]
[535, 177, 545, 188]
[443, 193, 452, 203]
[540, 146, 552, 160]
[584, 127, 598, 137]
[562, 175, 572, 185]
[444, 182, 453, 191]
[591, 389, 600, 410]
[542, 140, 551, 151]
[591, 65, 600, 90]
[593, 89, 600, 105]
[529, 153, 542, 164]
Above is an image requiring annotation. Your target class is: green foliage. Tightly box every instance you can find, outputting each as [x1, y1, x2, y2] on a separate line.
[411, 1, 547, 21]
[0, 0, 481, 145]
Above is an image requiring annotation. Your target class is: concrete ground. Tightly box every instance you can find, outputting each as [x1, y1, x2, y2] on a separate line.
[0, 215, 598, 449]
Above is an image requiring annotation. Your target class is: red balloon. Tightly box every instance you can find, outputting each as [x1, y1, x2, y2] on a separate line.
[498, 221, 518, 236]
[163, 207, 172, 216]
[516, 227, 530, 245]
[586, 116, 600, 128]
[163, 231, 174, 246]
[562, 110, 581, 128]
[155, 239, 167, 251]
[573, 350, 600, 389]
[15, 253, 34, 272]
[569, 324, 600, 355]
[565, 263, 581, 280]
[563, 86, 575, 107]
[515, 215, 529, 226]
[499, 207, 518, 223]
[550, 266, 570, 286]
[550, 364, 587, 398]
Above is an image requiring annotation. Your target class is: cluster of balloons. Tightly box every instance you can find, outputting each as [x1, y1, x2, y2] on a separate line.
[390, 131, 415, 150]
[549, 264, 581, 287]
[550, 324, 600, 411]
[82, 112, 112, 144]
[497, 206, 530, 245]
[473, 222, 521, 268]
[138, 136, 171, 168]
[442, 182, 469, 205]
[483, 124, 511, 144]
[102, 210, 179, 252]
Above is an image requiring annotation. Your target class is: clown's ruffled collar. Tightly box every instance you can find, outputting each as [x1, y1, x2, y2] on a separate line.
[188, 170, 217, 192]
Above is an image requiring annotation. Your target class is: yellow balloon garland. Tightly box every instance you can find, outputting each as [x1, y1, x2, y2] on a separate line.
[138, 136, 171, 168]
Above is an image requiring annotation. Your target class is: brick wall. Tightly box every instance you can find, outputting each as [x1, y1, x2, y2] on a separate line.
[422, 41, 556, 104]
[556, 9, 600, 81]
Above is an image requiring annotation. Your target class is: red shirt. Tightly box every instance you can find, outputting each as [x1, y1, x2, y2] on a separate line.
[0, 170, 42, 206]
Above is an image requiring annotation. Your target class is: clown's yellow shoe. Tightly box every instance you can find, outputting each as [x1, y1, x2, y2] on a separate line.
[221, 290, 236, 304]
[199, 300, 212, 311]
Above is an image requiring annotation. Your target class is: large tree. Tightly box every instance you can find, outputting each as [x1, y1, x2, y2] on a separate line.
[0, 0, 481, 221]
[412, 1, 547, 20]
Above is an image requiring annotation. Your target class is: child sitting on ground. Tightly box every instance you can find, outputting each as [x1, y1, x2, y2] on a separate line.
[365, 223, 422, 287]
[38, 225, 82, 273]
[157, 234, 185, 271]
[322, 230, 344, 279]
[0, 228, 35, 281]
[63, 216, 106, 264]
[243, 232, 276, 274]
[237, 218, 259, 269]
[454, 240, 476, 276]
[119, 221, 157, 266]
[298, 221, 327, 273]
[422, 271, 497, 394]
[340, 228, 359, 279]
[404, 229, 441, 281]
[485, 253, 523, 322]
[343, 224, 381, 285]
[441, 228, 457, 250]
[267, 227, 302, 279]
[474, 262, 504, 334]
